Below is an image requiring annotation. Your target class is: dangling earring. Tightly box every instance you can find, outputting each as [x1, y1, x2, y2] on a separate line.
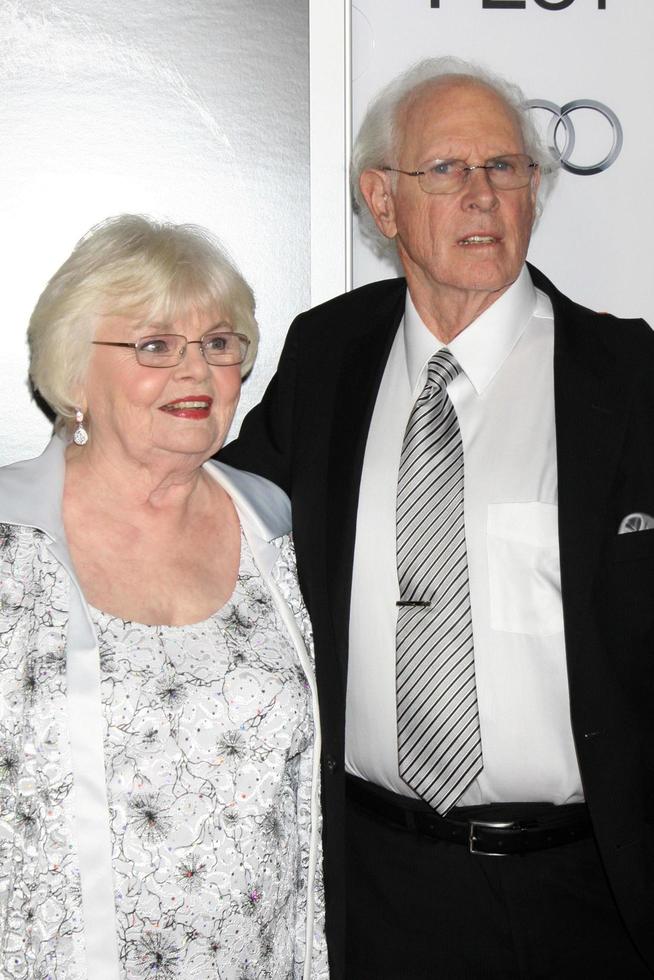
[73, 409, 88, 446]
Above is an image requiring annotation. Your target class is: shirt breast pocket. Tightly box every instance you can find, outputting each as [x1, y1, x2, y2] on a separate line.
[487, 502, 563, 636]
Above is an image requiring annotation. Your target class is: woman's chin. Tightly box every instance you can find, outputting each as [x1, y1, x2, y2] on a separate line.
[149, 420, 227, 460]
[158, 436, 222, 460]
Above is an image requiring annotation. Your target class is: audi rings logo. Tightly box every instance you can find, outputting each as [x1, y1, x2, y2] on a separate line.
[527, 99, 623, 175]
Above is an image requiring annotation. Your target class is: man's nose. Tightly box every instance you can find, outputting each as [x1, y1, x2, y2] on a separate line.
[461, 166, 499, 210]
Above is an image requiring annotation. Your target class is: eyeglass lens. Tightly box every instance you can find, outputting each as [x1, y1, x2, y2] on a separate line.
[419, 154, 535, 194]
[135, 331, 248, 366]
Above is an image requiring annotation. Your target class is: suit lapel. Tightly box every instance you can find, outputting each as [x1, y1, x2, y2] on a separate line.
[325, 281, 406, 657]
[545, 271, 631, 628]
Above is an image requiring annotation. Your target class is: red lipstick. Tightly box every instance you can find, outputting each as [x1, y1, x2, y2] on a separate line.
[158, 395, 213, 419]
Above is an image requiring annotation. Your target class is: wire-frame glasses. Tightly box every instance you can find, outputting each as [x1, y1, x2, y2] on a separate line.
[382, 154, 539, 195]
[92, 329, 250, 368]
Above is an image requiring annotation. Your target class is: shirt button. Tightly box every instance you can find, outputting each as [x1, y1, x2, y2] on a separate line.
[325, 754, 338, 774]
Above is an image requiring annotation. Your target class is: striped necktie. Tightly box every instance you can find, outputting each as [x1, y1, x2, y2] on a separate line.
[396, 349, 482, 814]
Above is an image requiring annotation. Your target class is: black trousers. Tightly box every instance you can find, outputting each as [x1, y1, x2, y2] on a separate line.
[345, 780, 652, 979]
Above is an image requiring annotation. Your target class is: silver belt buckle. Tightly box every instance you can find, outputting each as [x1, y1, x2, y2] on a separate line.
[468, 819, 515, 857]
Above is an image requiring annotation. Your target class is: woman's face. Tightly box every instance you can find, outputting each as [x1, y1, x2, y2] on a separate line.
[81, 305, 242, 470]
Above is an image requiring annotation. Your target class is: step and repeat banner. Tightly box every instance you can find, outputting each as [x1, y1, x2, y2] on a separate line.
[0, 1, 310, 466]
[352, 0, 653, 324]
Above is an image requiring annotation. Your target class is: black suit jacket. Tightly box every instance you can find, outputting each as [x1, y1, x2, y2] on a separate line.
[221, 265, 654, 978]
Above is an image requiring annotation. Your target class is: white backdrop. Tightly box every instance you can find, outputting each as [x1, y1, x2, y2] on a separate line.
[0, 0, 309, 466]
[352, 0, 654, 324]
[4, 1, 649, 468]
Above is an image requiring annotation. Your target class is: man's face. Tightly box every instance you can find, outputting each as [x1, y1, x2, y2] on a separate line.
[378, 80, 539, 306]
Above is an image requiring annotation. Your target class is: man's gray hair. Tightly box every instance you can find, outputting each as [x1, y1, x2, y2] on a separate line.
[351, 57, 559, 254]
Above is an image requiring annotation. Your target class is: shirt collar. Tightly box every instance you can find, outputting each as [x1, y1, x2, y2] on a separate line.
[404, 265, 538, 395]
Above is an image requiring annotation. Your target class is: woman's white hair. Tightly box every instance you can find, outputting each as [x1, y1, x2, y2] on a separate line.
[28, 214, 259, 423]
[351, 56, 559, 254]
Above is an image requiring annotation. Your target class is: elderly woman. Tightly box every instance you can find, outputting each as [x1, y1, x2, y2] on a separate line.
[0, 216, 327, 980]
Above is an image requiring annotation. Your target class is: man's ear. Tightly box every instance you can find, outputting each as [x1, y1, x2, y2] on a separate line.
[359, 169, 397, 239]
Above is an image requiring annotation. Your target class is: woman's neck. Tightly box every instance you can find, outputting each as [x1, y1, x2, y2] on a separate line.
[64, 440, 212, 518]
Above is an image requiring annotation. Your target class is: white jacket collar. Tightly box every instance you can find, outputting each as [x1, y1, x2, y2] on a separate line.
[204, 460, 291, 541]
[0, 434, 67, 539]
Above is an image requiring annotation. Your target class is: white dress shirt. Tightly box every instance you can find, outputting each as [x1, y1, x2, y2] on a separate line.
[345, 266, 584, 805]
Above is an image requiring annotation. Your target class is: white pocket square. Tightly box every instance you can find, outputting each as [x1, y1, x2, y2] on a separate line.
[618, 512, 654, 533]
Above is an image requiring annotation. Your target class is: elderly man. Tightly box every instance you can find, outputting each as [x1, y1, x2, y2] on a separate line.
[222, 58, 654, 978]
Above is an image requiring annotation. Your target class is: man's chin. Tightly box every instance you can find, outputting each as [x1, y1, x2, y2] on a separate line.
[452, 262, 522, 296]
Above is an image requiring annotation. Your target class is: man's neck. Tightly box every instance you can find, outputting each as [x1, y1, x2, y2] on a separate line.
[404, 273, 513, 344]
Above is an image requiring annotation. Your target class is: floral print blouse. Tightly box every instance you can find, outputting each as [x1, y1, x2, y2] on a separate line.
[0, 523, 328, 979]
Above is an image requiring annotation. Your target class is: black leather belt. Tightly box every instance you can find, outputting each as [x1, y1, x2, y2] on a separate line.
[347, 776, 592, 856]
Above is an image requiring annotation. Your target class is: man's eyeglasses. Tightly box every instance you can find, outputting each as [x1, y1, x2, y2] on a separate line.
[382, 154, 538, 196]
[92, 330, 250, 368]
